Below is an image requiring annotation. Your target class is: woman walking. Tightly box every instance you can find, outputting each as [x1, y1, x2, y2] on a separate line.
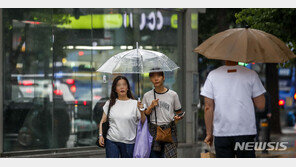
[98, 75, 146, 158]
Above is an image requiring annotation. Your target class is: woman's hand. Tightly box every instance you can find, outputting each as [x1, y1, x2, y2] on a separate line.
[142, 99, 159, 115]
[99, 136, 104, 147]
[150, 99, 159, 108]
[137, 101, 144, 112]
[98, 112, 107, 147]
[137, 101, 147, 124]
[174, 115, 183, 121]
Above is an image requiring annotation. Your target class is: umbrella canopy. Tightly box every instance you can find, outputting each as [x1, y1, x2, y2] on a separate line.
[97, 48, 179, 74]
[194, 28, 296, 63]
[97, 44, 180, 99]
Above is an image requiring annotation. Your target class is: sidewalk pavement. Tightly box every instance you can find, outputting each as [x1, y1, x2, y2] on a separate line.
[256, 126, 296, 158]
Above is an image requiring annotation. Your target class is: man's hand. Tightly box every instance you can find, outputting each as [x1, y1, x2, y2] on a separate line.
[204, 134, 213, 146]
[204, 97, 214, 146]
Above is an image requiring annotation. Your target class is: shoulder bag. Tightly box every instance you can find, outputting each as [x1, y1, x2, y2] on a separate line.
[153, 90, 173, 143]
[96, 101, 111, 148]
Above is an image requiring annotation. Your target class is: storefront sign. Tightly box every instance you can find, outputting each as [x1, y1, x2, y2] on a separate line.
[58, 11, 173, 31]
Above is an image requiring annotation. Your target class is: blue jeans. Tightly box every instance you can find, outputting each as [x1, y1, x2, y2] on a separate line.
[105, 139, 135, 158]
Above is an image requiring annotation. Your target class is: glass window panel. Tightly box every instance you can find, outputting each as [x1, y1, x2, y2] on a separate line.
[52, 9, 96, 148]
[3, 8, 54, 151]
[2, 8, 186, 152]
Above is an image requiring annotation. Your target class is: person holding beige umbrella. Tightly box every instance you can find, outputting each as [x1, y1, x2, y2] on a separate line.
[195, 27, 296, 158]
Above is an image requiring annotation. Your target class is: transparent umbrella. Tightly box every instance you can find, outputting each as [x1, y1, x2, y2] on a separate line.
[97, 42, 180, 98]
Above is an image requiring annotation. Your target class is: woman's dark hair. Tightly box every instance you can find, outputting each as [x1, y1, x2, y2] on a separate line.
[108, 75, 134, 109]
[149, 68, 164, 78]
[149, 71, 164, 78]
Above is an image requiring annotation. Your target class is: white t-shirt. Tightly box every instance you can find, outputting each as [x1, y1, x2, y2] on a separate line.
[142, 89, 182, 125]
[103, 99, 141, 144]
[200, 65, 266, 136]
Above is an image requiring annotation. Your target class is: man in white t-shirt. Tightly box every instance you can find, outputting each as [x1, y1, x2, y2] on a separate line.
[200, 61, 266, 158]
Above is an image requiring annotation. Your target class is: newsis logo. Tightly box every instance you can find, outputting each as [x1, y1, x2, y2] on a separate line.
[234, 142, 289, 151]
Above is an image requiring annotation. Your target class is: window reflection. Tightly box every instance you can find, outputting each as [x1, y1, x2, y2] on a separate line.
[3, 8, 184, 152]
[3, 9, 54, 151]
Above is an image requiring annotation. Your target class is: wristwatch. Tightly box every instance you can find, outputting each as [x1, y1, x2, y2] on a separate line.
[99, 134, 103, 137]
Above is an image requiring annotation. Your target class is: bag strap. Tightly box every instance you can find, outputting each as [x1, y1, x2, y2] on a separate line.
[106, 100, 111, 121]
[205, 143, 215, 154]
[153, 89, 157, 125]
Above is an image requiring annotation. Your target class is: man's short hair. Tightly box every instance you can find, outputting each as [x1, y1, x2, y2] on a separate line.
[149, 68, 164, 78]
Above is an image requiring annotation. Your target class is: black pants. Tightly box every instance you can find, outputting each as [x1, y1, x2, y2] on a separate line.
[214, 135, 256, 158]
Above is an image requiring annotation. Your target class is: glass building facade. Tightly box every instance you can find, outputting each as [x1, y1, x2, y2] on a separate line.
[0, 8, 200, 155]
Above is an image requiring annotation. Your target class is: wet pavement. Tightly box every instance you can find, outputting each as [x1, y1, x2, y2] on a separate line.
[256, 126, 296, 158]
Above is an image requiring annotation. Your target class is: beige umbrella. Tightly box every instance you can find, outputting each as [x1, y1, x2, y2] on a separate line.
[194, 28, 296, 63]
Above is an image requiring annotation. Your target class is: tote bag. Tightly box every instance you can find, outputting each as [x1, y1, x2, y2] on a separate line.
[133, 119, 153, 158]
